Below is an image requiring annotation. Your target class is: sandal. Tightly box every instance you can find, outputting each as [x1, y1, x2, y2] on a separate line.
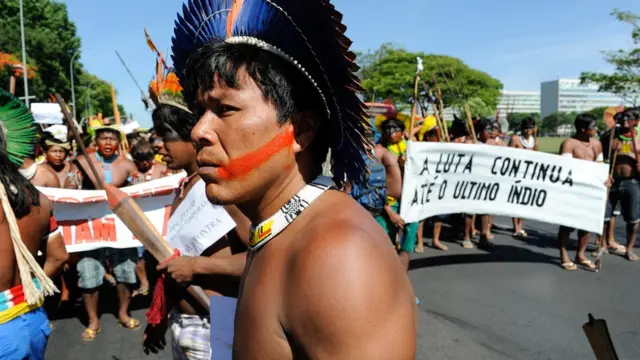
[625, 252, 639, 262]
[561, 262, 577, 271]
[120, 318, 140, 330]
[82, 326, 102, 342]
[609, 244, 626, 255]
[576, 259, 596, 270]
[414, 244, 424, 254]
[461, 240, 474, 249]
[132, 286, 149, 297]
[431, 243, 448, 251]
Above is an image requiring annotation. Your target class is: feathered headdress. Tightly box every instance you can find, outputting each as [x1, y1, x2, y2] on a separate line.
[171, 0, 369, 184]
[146, 29, 191, 113]
[0, 89, 37, 166]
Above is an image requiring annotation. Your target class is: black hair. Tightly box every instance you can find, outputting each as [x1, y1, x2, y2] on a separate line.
[474, 118, 492, 136]
[130, 139, 155, 162]
[575, 113, 597, 131]
[95, 127, 121, 140]
[0, 131, 40, 219]
[151, 104, 199, 142]
[521, 117, 536, 131]
[381, 118, 406, 133]
[491, 120, 502, 133]
[183, 41, 329, 167]
[624, 107, 640, 121]
[450, 117, 469, 138]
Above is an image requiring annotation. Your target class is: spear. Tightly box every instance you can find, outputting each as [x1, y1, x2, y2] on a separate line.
[431, 72, 450, 141]
[54, 93, 211, 314]
[421, 80, 449, 142]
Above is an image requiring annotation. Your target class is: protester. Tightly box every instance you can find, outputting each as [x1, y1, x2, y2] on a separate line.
[40, 132, 83, 189]
[20, 153, 60, 188]
[603, 108, 640, 262]
[131, 139, 169, 184]
[465, 118, 496, 248]
[557, 113, 605, 270]
[0, 89, 68, 360]
[508, 117, 538, 238]
[74, 123, 142, 341]
[141, 57, 251, 358]
[171, 1, 417, 357]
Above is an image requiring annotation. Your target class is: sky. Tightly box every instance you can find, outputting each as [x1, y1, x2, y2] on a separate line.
[59, 0, 639, 127]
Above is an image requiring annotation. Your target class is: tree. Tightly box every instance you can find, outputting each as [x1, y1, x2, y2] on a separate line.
[465, 97, 494, 119]
[580, 9, 640, 106]
[76, 72, 127, 120]
[541, 112, 576, 136]
[357, 44, 503, 112]
[0, 0, 81, 102]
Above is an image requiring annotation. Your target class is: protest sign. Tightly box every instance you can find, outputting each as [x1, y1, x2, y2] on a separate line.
[399, 142, 609, 234]
[167, 179, 236, 256]
[38, 174, 183, 252]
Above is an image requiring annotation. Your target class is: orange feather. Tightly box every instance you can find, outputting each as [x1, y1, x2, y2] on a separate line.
[226, 0, 244, 38]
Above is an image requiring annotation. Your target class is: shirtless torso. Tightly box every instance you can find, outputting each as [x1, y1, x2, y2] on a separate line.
[233, 191, 416, 359]
[44, 162, 83, 189]
[610, 130, 640, 178]
[559, 137, 603, 162]
[21, 159, 60, 188]
[509, 134, 538, 151]
[0, 193, 53, 291]
[76, 152, 138, 189]
[373, 143, 402, 200]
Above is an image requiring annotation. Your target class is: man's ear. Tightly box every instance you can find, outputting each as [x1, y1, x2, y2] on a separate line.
[291, 111, 319, 154]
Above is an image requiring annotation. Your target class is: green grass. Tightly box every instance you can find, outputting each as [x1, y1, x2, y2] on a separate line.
[536, 137, 567, 154]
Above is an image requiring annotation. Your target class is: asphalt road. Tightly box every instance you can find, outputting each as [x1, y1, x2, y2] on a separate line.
[46, 216, 640, 359]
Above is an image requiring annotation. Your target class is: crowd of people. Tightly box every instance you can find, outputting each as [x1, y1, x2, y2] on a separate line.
[0, 0, 638, 359]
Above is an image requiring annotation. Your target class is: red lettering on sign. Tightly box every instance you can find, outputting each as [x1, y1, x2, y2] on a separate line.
[75, 220, 92, 243]
[92, 217, 117, 242]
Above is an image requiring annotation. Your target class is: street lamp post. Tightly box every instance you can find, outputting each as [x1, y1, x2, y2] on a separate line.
[19, 0, 29, 107]
[70, 50, 80, 120]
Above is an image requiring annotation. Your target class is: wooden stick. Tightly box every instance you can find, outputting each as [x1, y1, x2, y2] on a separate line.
[464, 104, 477, 144]
[409, 73, 420, 139]
[55, 93, 210, 313]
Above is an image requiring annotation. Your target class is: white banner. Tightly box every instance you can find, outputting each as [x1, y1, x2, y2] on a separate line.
[38, 174, 184, 253]
[167, 179, 236, 256]
[399, 142, 609, 234]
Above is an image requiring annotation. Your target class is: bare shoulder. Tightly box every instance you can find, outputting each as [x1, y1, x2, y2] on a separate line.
[590, 138, 603, 153]
[559, 138, 576, 153]
[283, 192, 415, 357]
[508, 135, 520, 147]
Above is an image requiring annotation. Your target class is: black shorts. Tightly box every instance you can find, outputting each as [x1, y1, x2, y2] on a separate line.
[605, 178, 640, 224]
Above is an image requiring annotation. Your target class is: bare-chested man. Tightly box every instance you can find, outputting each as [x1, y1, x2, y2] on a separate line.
[40, 133, 83, 189]
[74, 126, 142, 341]
[20, 155, 60, 188]
[142, 102, 251, 359]
[169, 1, 416, 357]
[464, 118, 496, 249]
[509, 117, 538, 238]
[131, 139, 169, 184]
[557, 113, 604, 271]
[0, 93, 68, 359]
[602, 108, 640, 262]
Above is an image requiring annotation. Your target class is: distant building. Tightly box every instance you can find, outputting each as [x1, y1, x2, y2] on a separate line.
[540, 79, 626, 119]
[497, 90, 541, 116]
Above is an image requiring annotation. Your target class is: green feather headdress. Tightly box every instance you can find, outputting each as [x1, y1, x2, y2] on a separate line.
[0, 89, 37, 166]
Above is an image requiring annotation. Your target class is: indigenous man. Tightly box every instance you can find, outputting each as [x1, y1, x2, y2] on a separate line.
[463, 118, 496, 249]
[0, 90, 68, 360]
[376, 117, 419, 269]
[40, 132, 83, 189]
[74, 123, 142, 341]
[171, 0, 417, 358]
[20, 154, 60, 188]
[508, 117, 538, 238]
[131, 139, 169, 183]
[557, 113, 604, 271]
[602, 108, 640, 262]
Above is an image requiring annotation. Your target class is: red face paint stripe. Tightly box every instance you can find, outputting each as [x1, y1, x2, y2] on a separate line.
[217, 127, 295, 180]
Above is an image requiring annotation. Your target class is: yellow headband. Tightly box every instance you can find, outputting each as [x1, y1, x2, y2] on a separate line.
[45, 140, 71, 151]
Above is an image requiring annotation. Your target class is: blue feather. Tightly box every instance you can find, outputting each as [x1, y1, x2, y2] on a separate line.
[171, 0, 370, 185]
